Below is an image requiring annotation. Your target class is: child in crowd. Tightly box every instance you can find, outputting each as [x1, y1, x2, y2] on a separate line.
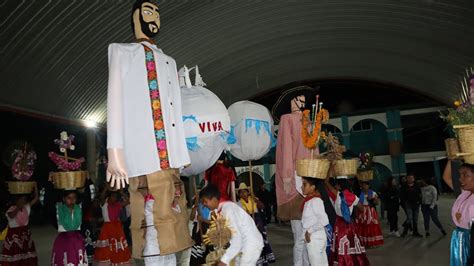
[325, 177, 370, 266]
[52, 190, 88, 266]
[237, 183, 276, 265]
[190, 194, 211, 265]
[200, 185, 263, 265]
[420, 177, 447, 237]
[355, 181, 384, 248]
[301, 177, 329, 266]
[94, 186, 132, 265]
[120, 192, 132, 248]
[0, 185, 39, 266]
[81, 197, 101, 265]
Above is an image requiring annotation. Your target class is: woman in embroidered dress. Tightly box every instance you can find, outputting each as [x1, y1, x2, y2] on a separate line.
[355, 181, 384, 248]
[443, 162, 474, 265]
[325, 177, 370, 266]
[0, 185, 38, 266]
[94, 186, 132, 265]
[51, 190, 88, 266]
[237, 183, 276, 266]
[301, 177, 330, 266]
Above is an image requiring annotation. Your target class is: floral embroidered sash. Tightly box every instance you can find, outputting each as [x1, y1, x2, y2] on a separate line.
[143, 44, 170, 169]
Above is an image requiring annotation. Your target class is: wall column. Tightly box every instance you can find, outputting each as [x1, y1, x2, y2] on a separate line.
[386, 110, 406, 177]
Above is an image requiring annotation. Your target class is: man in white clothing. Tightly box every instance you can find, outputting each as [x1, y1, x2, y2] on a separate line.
[200, 185, 264, 266]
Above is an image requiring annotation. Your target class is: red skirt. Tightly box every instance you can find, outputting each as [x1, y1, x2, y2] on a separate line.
[94, 221, 132, 265]
[0, 226, 37, 266]
[330, 217, 370, 266]
[355, 205, 384, 248]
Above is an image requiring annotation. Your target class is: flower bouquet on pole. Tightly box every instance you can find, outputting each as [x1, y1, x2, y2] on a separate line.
[6, 142, 37, 194]
[440, 68, 474, 163]
[48, 131, 87, 189]
[325, 133, 358, 177]
[357, 152, 375, 182]
[296, 96, 330, 179]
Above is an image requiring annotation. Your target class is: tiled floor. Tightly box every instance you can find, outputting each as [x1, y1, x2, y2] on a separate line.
[25, 195, 455, 265]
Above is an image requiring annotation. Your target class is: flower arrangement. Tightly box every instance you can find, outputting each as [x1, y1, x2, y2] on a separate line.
[440, 71, 474, 126]
[301, 96, 330, 150]
[11, 143, 37, 181]
[203, 213, 234, 265]
[358, 152, 374, 170]
[48, 131, 85, 171]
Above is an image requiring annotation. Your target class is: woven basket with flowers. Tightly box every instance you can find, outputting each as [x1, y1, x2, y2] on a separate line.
[6, 142, 37, 194]
[48, 131, 87, 189]
[440, 68, 474, 163]
[357, 152, 375, 182]
[296, 95, 331, 179]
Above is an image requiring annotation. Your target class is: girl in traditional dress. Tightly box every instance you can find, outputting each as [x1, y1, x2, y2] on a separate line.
[51, 190, 88, 266]
[81, 197, 101, 265]
[301, 177, 329, 266]
[0, 185, 39, 266]
[443, 162, 474, 265]
[325, 177, 370, 266]
[355, 181, 384, 248]
[237, 183, 276, 266]
[94, 186, 132, 265]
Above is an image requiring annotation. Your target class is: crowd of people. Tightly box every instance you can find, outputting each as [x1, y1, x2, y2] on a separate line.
[379, 174, 447, 239]
[0, 162, 473, 265]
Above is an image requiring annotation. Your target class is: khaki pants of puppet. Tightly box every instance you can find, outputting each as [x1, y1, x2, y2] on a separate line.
[129, 169, 194, 259]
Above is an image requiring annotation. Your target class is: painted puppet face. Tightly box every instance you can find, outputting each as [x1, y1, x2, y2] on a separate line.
[133, 1, 161, 38]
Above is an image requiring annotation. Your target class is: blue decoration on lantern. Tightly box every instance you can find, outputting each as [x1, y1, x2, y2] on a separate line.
[186, 137, 200, 151]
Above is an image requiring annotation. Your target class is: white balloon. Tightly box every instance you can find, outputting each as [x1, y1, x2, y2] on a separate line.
[227, 101, 274, 162]
[179, 66, 230, 176]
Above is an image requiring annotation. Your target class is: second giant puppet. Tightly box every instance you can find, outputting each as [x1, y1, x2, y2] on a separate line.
[273, 86, 318, 265]
[106, 0, 193, 261]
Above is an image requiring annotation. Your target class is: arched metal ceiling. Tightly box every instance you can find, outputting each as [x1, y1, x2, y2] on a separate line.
[0, 0, 473, 125]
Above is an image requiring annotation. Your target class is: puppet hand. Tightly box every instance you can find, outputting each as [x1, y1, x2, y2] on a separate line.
[106, 149, 129, 189]
[283, 178, 293, 194]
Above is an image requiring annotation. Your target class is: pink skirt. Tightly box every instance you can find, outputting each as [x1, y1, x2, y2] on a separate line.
[51, 231, 88, 266]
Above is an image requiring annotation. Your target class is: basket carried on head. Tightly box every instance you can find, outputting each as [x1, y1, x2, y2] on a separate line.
[6, 181, 35, 194]
[357, 170, 374, 182]
[50, 171, 87, 189]
[454, 125, 474, 164]
[296, 158, 330, 179]
[445, 138, 460, 160]
[332, 159, 358, 177]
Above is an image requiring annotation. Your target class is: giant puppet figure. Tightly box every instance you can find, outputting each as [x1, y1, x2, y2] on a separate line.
[106, 0, 193, 263]
[273, 86, 318, 266]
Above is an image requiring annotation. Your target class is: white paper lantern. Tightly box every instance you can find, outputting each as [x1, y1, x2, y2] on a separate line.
[179, 66, 230, 176]
[228, 101, 275, 162]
